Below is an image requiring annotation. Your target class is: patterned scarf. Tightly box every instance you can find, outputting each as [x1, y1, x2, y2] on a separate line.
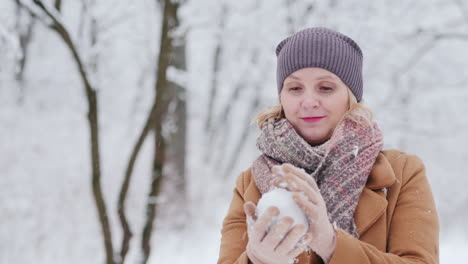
[252, 114, 383, 237]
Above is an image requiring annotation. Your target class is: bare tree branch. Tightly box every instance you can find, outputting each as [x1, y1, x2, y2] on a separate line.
[395, 32, 468, 77]
[16, 0, 51, 26]
[13, 0, 36, 104]
[394, 39, 437, 77]
[18, 1, 115, 263]
[205, 3, 228, 132]
[377, 27, 468, 118]
[117, 103, 158, 263]
[54, 0, 62, 11]
[207, 48, 259, 158]
[222, 87, 261, 178]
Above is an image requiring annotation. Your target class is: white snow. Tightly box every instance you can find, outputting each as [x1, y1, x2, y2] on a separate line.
[352, 145, 359, 158]
[1, 0, 468, 263]
[256, 188, 309, 231]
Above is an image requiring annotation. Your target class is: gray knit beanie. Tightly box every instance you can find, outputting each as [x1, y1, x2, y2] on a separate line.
[276, 27, 363, 102]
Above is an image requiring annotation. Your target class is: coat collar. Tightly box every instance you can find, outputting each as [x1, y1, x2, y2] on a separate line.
[365, 152, 397, 190]
[355, 152, 397, 236]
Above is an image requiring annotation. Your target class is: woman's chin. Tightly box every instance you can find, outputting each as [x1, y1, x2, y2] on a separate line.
[302, 134, 328, 146]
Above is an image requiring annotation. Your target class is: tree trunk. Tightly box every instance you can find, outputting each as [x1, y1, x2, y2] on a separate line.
[162, 21, 188, 230]
[140, 0, 184, 263]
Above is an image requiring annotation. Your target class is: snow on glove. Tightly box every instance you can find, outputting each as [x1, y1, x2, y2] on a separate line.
[243, 202, 312, 264]
[271, 163, 337, 264]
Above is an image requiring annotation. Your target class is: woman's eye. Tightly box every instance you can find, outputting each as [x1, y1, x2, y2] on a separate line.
[320, 86, 333, 91]
[289, 87, 302, 91]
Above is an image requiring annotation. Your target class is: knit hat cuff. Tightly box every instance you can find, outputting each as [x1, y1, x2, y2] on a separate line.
[276, 28, 363, 102]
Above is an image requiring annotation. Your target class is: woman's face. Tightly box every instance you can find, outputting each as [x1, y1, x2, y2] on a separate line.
[280, 67, 350, 146]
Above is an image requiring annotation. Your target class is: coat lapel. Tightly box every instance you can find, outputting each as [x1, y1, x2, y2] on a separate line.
[354, 152, 396, 236]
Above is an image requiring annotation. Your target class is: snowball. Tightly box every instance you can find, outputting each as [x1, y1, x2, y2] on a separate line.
[256, 188, 309, 231]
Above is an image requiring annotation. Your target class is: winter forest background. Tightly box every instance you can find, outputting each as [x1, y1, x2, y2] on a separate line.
[1, 0, 467, 263]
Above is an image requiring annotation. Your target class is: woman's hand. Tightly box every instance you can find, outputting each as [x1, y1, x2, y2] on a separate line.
[271, 163, 337, 264]
[243, 201, 312, 264]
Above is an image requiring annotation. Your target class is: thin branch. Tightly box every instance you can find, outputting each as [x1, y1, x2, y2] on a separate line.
[395, 32, 468, 77]
[32, 0, 66, 26]
[117, 103, 157, 264]
[14, 0, 36, 86]
[204, 3, 228, 132]
[20, 1, 115, 263]
[204, 69, 248, 163]
[394, 39, 437, 77]
[54, 0, 61, 11]
[16, 0, 51, 26]
[222, 89, 261, 178]
[206, 48, 259, 162]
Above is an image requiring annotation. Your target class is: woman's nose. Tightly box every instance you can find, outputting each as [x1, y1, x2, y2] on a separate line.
[301, 93, 320, 109]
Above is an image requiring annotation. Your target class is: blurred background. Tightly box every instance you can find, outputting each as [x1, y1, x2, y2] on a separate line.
[1, 0, 467, 263]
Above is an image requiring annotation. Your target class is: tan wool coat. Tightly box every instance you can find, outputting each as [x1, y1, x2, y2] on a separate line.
[217, 150, 439, 264]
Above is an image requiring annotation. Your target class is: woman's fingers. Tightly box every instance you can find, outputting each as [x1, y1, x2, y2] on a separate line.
[244, 201, 258, 221]
[272, 163, 320, 196]
[262, 216, 294, 247]
[287, 233, 313, 258]
[272, 164, 289, 177]
[244, 201, 258, 238]
[275, 223, 307, 255]
[282, 163, 320, 193]
[293, 192, 317, 215]
[271, 173, 319, 205]
[270, 174, 300, 192]
[293, 192, 320, 233]
[252, 206, 280, 243]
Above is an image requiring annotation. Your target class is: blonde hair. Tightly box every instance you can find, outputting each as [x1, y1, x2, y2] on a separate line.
[253, 88, 374, 129]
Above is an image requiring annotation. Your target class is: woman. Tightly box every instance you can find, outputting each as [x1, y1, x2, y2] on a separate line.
[217, 27, 439, 264]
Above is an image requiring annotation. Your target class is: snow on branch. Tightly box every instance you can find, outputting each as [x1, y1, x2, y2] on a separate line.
[17, 0, 52, 26]
[18, 0, 94, 90]
[30, 0, 66, 26]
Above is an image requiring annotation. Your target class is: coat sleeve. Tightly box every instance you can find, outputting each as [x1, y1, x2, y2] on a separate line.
[329, 154, 439, 264]
[217, 171, 251, 264]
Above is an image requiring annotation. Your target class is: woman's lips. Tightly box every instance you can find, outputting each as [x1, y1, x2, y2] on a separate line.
[301, 117, 325, 123]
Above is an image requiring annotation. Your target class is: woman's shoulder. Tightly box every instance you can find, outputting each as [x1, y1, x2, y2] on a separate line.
[234, 167, 252, 186]
[233, 167, 262, 203]
[381, 149, 425, 167]
[232, 167, 256, 193]
[380, 149, 427, 186]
